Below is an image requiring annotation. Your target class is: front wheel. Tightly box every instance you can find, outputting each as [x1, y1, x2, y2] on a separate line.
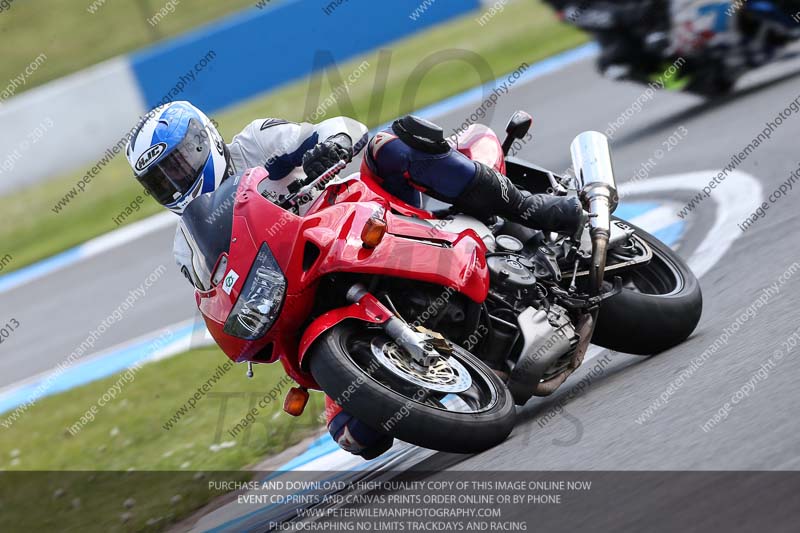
[308, 323, 515, 454]
[591, 220, 703, 355]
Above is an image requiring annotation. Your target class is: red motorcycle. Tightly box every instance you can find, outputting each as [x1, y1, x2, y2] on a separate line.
[187, 112, 702, 453]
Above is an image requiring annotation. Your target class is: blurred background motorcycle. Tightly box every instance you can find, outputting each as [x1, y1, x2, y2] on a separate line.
[544, 0, 800, 94]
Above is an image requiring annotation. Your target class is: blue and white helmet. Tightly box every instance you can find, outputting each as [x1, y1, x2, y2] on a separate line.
[126, 101, 232, 214]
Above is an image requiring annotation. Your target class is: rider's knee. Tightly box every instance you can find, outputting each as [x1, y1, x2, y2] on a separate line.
[364, 115, 479, 203]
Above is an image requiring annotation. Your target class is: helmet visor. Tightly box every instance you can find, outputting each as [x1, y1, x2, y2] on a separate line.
[136, 118, 212, 205]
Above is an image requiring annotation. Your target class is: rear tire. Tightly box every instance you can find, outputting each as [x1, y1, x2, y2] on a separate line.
[591, 220, 703, 355]
[308, 323, 516, 454]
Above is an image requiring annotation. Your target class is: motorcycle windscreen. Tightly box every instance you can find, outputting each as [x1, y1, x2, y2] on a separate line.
[177, 173, 239, 290]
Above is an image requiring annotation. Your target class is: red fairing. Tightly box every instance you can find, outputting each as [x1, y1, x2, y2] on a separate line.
[306, 190, 489, 302]
[296, 292, 391, 369]
[352, 164, 436, 220]
[455, 124, 507, 175]
[195, 166, 489, 392]
[196, 168, 318, 388]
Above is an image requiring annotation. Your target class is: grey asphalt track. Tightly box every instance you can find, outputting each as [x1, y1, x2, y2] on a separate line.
[4, 46, 800, 483]
[0, 223, 193, 387]
[265, 55, 800, 532]
[434, 57, 800, 472]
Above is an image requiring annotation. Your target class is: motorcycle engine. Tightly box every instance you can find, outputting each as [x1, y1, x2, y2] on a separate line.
[485, 246, 580, 393]
[482, 251, 544, 369]
[487, 253, 538, 308]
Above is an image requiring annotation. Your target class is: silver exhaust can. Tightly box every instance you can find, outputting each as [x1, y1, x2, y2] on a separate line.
[570, 131, 619, 294]
[570, 131, 619, 235]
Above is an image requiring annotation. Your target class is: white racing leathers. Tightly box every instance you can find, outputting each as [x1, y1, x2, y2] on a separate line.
[228, 116, 369, 212]
[173, 116, 368, 288]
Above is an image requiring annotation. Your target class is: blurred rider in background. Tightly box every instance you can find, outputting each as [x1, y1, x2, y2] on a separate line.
[546, 0, 800, 90]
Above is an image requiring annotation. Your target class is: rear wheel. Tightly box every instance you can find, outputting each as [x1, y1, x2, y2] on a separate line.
[308, 323, 516, 454]
[591, 220, 703, 355]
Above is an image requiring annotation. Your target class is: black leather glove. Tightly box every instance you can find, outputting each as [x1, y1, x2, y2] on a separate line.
[302, 133, 353, 181]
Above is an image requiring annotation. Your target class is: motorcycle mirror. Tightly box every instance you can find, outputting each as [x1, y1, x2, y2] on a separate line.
[502, 110, 533, 155]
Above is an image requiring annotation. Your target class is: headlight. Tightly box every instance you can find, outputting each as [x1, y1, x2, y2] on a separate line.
[224, 243, 286, 340]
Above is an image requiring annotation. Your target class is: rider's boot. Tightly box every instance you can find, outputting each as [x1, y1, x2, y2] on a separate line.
[325, 397, 393, 460]
[453, 162, 586, 236]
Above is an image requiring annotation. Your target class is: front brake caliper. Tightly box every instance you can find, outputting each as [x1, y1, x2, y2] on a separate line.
[415, 326, 453, 355]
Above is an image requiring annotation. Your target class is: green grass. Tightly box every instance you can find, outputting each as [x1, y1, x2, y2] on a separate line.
[0, 4, 590, 529]
[0, 345, 325, 531]
[0, 0, 260, 92]
[0, 0, 585, 273]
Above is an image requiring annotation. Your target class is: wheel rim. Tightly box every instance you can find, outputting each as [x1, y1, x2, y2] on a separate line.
[370, 339, 473, 393]
[609, 238, 685, 296]
[343, 332, 500, 415]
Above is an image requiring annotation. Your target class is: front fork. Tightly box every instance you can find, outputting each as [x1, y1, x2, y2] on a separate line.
[346, 284, 442, 370]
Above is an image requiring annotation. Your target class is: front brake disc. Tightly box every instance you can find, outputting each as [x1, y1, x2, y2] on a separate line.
[370, 339, 472, 393]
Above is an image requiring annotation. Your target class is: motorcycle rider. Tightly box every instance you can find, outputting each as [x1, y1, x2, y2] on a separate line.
[362, 115, 584, 233]
[546, 0, 800, 89]
[125, 101, 367, 216]
[543, 0, 672, 79]
[126, 102, 584, 460]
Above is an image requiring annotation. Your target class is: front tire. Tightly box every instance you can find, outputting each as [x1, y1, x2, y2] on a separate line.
[591, 220, 703, 355]
[308, 323, 515, 454]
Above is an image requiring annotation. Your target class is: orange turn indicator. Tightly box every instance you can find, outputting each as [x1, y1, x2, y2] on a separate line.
[361, 216, 387, 249]
[283, 387, 309, 417]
